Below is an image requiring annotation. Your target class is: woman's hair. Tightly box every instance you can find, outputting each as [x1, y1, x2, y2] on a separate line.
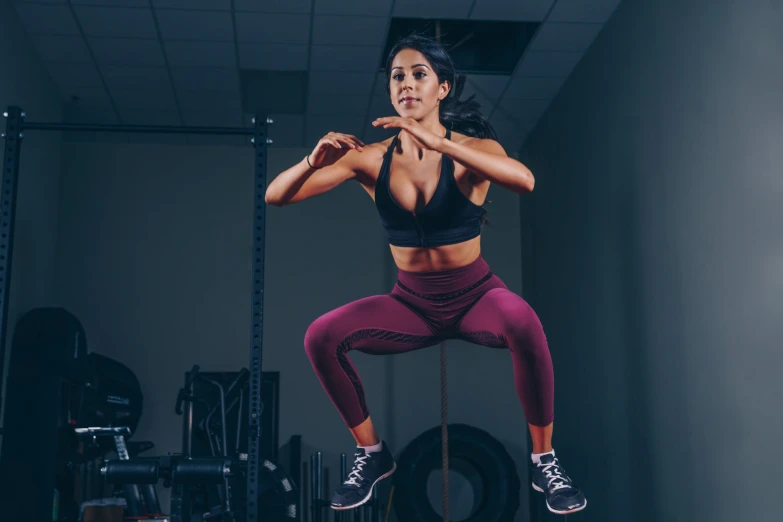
[384, 33, 498, 141]
[384, 33, 496, 226]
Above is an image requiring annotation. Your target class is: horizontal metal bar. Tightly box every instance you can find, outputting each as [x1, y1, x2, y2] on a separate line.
[22, 121, 255, 136]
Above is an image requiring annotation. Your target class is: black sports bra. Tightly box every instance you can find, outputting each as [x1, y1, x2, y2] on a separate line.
[374, 129, 487, 247]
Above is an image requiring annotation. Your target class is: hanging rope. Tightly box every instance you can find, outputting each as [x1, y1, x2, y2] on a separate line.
[440, 340, 449, 522]
[435, 25, 450, 522]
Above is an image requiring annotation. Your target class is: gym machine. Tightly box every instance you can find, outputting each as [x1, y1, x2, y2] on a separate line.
[0, 107, 278, 521]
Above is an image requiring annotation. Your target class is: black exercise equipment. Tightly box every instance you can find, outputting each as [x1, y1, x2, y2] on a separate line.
[66, 353, 145, 434]
[173, 365, 294, 521]
[75, 426, 163, 518]
[257, 459, 298, 522]
[0, 308, 152, 522]
[392, 423, 521, 522]
[1, 106, 273, 521]
[0, 308, 88, 520]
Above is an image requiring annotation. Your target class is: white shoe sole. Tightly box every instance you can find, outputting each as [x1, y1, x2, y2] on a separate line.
[532, 482, 587, 515]
[330, 462, 397, 511]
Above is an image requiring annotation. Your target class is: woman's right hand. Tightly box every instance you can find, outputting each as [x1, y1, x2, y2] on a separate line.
[307, 132, 365, 169]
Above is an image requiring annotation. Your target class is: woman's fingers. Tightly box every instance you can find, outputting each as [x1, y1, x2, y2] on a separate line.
[344, 134, 365, 147]
[335, 136, 364, 151]
[317, 132, 364, 154]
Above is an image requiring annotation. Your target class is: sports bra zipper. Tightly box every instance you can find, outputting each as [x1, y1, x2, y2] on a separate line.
[411, 211, 428, 247]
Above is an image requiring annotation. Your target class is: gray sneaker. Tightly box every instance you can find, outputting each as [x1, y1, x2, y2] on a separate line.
[531, 454, 587, 515]
[330, 441, 396, 510]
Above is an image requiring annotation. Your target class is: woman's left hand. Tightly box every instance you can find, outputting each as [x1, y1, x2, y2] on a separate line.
[372, 117, 445, 151]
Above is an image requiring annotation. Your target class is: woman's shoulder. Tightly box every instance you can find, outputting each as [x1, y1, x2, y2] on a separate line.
[348, 137, 394, 181]
[369, 135, 396, 148]
[359, 136, 396, 160]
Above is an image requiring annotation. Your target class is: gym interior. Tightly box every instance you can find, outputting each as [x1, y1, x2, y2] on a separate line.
[0, 0, 780, 522]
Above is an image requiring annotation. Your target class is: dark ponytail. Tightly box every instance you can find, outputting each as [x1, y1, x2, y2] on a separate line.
[439, 74, 498, 140]
[384, 34, 498, 140]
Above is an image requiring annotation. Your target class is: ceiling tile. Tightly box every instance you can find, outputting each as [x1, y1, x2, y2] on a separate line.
[528, 22, 603, 52]
[514, 50, 584, 77]
[63, 104, 119, 125]
[182, 107, 243, 127]
[305, 114, 365, 146]
[469, 0, 555, 21]
[12, 4, 80, 35]
[238, 42, 309, 70]
[307, 94, 370, 116]
[495, 98, 550, 128]
[156, 9, 234, 41]
[73, 5, 158, 38]
[62, 86, 113, 109]
[489, 111, 527, 153]
[461, 74, 509, 103]
[153, 0, 230, 9]
[234, 0, 311, 13]
[312, 15, 387, 47]
[547, 0, 623, 23]
[101, 65, 171, 91]
[235, 12, 310, 43]
[310, 46, 382, 72]
[315, 0, 392, 16]
[165, 41, 236, 67]
[266, 114, 305, 147]
[176, 89, 242, 114]
[308, 71, 375, 95]
[393, 0, 473, 18]
[170, 67, 239, 93]
[71, 0, 149, 7]
[47, 62, 104, 90]
[111, 87, 177, 110]
[90, 37, 166, 66]
[458, 81, 497, 116]
[504, 76, 565, 99]
[30, 34, 92, 63]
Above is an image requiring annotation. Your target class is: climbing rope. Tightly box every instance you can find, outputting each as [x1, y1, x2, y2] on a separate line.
[440, 340, 449, 522]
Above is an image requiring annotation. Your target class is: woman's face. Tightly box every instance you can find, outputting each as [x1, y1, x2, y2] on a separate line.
[389, 49, 450, 119]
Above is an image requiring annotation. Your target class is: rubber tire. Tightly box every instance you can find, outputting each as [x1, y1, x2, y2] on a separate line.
[392, 423, 520, 522]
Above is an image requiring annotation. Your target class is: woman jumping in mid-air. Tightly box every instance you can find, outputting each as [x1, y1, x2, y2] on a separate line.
[265, 34, 587, 516]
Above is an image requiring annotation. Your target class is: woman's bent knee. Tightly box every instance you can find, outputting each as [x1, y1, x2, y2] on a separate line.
[304, 315, 333, 360]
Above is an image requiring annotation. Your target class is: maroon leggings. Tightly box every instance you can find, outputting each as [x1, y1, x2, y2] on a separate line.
[304, 255, 554, 429]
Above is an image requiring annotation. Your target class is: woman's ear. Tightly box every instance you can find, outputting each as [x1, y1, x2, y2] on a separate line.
[439, 80, 451, 101]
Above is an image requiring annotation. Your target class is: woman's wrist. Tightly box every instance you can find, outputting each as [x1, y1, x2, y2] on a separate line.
[305, 154, 321, 169]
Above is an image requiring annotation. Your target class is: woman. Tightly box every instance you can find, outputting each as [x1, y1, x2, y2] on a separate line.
[265, 35, 587, 516]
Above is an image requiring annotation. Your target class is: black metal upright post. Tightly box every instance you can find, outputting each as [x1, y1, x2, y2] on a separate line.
[247, 113, 269, 522]
[1, 107, 274, 520]
[0, 106, 24, 430]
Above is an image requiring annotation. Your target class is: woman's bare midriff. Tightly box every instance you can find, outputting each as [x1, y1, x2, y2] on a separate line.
[389, 237, 482, 272]
[356, 135, 488, 273]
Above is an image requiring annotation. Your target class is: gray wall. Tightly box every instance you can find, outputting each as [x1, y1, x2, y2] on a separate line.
[519, 0, 782, 521]
[55, 140, 527, 519]
[0, 0, 63, 443]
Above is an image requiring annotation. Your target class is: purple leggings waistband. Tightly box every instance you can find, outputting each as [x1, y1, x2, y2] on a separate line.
[395, 255, 491, 296]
